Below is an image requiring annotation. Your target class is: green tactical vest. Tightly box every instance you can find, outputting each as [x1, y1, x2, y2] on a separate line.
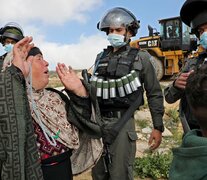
[93, 46, 144, 109]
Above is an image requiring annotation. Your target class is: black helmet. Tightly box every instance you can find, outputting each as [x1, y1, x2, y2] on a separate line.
[0, 22, 24, 44]
[97, 7, 140, 36]
[180, 0, 207, 36]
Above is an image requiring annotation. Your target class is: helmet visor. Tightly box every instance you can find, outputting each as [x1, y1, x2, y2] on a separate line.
[98, 8, 137, 29]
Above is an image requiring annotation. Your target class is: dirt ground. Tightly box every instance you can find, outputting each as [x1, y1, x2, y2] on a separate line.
[74, 171, 92, 180]
[74, 171, 153, 180]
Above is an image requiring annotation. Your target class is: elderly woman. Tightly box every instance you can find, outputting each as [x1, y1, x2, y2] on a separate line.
[0, 37, 102, 180]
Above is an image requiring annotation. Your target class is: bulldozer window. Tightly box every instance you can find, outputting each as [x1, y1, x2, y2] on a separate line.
[165, 20, 180, 39]
[182, 25, 191, 44]
[167, 26, 173, 38]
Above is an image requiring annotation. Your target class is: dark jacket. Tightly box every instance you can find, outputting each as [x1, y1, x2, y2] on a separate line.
[164, 52, 207, 129]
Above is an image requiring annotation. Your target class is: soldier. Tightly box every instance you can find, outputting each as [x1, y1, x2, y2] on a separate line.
[164, 0, 207, 131]
[91, 7, 164, 180]
[0, 22, 24, 54]
[0, 22, 24, 70]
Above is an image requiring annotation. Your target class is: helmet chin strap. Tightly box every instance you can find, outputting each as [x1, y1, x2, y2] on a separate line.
[124, 29, 130, 43]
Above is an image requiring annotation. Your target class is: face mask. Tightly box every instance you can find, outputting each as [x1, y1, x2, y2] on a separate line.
[200, 32, 207, 49]
[4, 43, 14, 53]
[107, 34, 127, 48]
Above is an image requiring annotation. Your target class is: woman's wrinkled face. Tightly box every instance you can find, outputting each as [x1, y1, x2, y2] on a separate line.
[27, 54, 49, 90]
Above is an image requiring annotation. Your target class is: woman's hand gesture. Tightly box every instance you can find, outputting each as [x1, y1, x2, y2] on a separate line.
[56, 63, 88, 97]
[12, 36, 34, 77]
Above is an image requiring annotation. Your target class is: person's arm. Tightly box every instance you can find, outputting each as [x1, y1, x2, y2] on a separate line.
[137, 51, 164, 150]
[12, 36, 33, 77]
[0, 37, 43, 179]
[140, 52, 164, 128]
[164, 58, 195, 104]
[65, 82, 102, 139]
[56, 63, 88, 97]
[65, 84, 91, 121]
[164, 72, 192, 104]
[4, 36, 33, 97]
[56, 63, 102, 138]
[164, 82, 184, 104]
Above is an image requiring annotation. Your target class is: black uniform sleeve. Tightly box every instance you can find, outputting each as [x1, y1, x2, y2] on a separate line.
[65, 81, 102, 138]
[164, 57, 197, 104]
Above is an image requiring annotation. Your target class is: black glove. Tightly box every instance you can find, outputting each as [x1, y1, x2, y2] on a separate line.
[101, 125, 118, 145]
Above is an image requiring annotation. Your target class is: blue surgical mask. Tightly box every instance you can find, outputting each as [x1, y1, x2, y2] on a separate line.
[4, 43, 14, 53]
[200, 32, 207, 49]
[107, 34, 127, 48]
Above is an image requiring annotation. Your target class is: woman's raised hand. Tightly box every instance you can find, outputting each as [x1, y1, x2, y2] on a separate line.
[56, 63, 88, 97]
[12, 36, 34, 77]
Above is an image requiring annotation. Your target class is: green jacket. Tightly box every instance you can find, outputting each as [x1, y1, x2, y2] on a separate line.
[169, 130, 207, 180]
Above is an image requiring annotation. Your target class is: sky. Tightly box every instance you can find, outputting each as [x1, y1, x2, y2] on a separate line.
[0, 0, 186, 71]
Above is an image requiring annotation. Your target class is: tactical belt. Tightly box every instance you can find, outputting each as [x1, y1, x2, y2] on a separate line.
[101, 109, 126, 118]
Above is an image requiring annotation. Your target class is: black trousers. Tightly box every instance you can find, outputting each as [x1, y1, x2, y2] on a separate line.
[41, 151, 73, 180]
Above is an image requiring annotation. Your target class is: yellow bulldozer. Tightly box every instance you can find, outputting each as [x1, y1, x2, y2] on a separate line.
[130, 16, 198, 80]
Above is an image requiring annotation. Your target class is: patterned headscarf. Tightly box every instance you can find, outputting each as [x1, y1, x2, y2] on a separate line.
[27, 88, 80, 149]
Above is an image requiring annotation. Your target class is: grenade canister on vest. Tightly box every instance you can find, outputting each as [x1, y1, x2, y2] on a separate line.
[116, 78, 126, 97]
[109, 79, 116, 98]
[90, 76, 98, 87]
[121, 75, 132, 95]
[96, 78, 103, 97]
[126, 73, 137, 91]
[131, 70, 141, 87]
[103, 80, 109, 99]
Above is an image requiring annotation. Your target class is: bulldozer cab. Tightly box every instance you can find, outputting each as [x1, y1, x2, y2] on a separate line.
[130, 16, 198, 80]
[159, 16, 197, 52]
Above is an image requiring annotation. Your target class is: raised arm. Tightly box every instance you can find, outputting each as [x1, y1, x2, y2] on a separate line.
[12, 36, 34, 77]
[56, 63, 88, 97]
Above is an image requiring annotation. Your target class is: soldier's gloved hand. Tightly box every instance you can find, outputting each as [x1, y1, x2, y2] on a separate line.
[101, 126, 118, 145]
